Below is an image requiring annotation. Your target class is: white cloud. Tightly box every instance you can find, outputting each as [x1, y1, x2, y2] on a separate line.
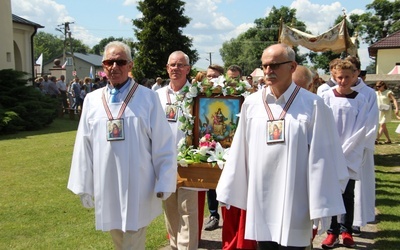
[12, 0, 74, 28]
[192, 34, 214, 44]
[118, 15, 132, 25]
[223, 23, 255, 41]
[212, 16, 235, 30]
[72, 26, 101, 48]
[193, 22, 208, 29]
[123, 0, 138, 6]
[291, 0, 343, 34]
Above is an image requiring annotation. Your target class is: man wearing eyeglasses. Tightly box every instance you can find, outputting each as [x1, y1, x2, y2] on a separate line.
[68, 41, 177, 250]
[156, 51, 204, 249]
[216, 43, 348, 250]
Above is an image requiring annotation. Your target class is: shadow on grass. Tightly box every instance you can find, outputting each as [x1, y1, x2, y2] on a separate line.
[374, 229, 400, 250]
[374, 154, 400, 167]
[0, 116, 79, 140]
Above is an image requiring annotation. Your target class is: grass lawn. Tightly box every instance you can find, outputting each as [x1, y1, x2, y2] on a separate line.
[0, 117, 399, 249]
[373, 121, 400, 249]
[0, 117, 169, 249]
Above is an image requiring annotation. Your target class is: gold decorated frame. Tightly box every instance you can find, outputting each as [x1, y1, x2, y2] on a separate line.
[177, 93, 244, 189]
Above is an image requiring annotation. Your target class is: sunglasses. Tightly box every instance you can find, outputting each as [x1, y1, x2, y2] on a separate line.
[261, 61, 292, 70]
[376, 85, 383, 88]
[102, 59, 129, 67]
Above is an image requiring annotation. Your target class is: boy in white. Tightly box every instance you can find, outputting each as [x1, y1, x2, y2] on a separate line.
[345, 56, 379, 236]
[320, 60, 368, 249]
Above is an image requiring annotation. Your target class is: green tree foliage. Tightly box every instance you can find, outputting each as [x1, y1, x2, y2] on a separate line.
[91, 37, 125, 55]
[0, 69, 58, 134]
[132, 0, 199, 80]
[349, 0, 400, 45]
[34, 31, 90, 63]
[220, 6, 307, 75]
[34, 32, 64, 63]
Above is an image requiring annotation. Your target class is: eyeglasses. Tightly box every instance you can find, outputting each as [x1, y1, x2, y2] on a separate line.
[376, 85, 383, 88]
[261, 61, 292, 70]
[167, 63, 189, 69]
[102, 59, 129, 67]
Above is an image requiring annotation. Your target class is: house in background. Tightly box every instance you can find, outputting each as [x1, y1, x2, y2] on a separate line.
[368, 30, 400, 74]
[43, 52, 103, 83]
[0, 0, 43, 80]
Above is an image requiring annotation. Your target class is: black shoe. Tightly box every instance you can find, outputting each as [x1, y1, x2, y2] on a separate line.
[204, 216, 219, 231]
[352, 226, 361, 236]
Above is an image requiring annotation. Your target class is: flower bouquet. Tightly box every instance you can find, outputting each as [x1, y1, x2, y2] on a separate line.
[177, 133, 229, 189]
[178, 134, 229, 169]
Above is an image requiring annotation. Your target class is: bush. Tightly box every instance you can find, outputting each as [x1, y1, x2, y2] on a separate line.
[0, 69, 58, 134]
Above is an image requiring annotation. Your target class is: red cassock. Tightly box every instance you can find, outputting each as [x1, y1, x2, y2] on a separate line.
[221, 206, 257, 250]
[198, 191, 206, 239]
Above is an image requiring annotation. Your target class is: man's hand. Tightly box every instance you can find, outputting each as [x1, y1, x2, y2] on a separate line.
[80, 193, 94, 208]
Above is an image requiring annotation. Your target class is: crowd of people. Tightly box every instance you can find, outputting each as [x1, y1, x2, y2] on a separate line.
[34, 73, 109, 115]
[66, 40, 398, 250]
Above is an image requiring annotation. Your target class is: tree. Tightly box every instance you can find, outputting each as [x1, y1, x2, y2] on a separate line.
[349, 0, 400, 45]
[34, 31, 90, 64]
[91, 37, 125, 55]
[220, 6, 307, 75]
[132, 0, 198, 80]
[34, 32, 64, 64]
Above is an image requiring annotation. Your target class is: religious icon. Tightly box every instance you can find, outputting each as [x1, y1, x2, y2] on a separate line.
[266, 119, 285, 144]
[165, 104, 178, 122]
[194, 95, 243, 148]
[107, 118, 125, 141]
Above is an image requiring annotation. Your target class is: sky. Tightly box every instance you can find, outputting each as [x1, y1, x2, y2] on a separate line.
[11, 0, 376, 72]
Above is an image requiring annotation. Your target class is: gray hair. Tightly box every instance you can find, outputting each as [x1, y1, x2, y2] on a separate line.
[168, 51, 190, 65]
[103, 41, 132, 61]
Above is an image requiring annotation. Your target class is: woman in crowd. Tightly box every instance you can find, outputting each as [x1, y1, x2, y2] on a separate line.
[375, 81, 399, 144]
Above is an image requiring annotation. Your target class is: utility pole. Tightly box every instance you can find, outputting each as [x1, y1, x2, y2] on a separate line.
[207, 52, 213, 66]
[56, 22, 76, 75]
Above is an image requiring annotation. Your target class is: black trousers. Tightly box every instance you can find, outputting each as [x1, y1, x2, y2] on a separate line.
[207, 189, 219, 219]
[257, 241, 306, 250]
[328, 179, 356, 235]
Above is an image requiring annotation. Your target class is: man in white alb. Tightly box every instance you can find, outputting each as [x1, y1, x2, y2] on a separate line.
[156, 51, 204, 250]
[67, 41, 177, 250]
[216, 43, 349, 249]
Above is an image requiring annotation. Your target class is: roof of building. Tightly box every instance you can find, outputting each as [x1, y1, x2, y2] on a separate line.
[74, 52, 103, 66]
[12, 14, 44, 28]
[368, 30, 400, 57]
[44, 52, 103, 66]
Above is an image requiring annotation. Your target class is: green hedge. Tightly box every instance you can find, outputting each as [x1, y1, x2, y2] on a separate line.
[0, 69, 58, 134]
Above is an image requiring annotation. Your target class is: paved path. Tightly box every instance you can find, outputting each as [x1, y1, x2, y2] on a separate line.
[312, 222, 377, 250]
[160, 214, 377, 249]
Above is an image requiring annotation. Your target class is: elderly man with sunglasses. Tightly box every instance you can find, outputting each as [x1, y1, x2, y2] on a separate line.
[216, 43, 348, 250]
[68, 41, 177, 250]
